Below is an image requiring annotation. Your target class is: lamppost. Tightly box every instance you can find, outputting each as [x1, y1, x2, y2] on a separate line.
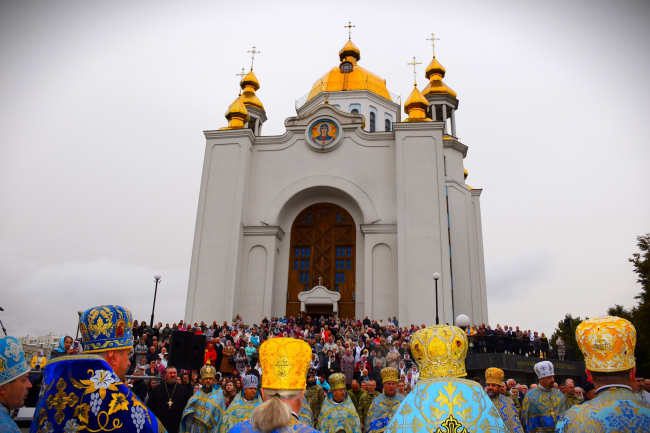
[456, 314, 470, 330]
[150, 274, 161, 329]
[433, 272, 441, 325]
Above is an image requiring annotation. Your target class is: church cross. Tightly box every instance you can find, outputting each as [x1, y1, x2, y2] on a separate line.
[247, 46, 260, 70]
[426, 33, 440, 57]
[317, 276, 323, 286]
[344, 21, 355, 40]
[407, 56, 422, 86]
[46, 378, 79, 424]
[236, 68, 245, 91]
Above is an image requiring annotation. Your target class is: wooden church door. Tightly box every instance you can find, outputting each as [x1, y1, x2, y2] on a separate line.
[286, 203, 356, 319]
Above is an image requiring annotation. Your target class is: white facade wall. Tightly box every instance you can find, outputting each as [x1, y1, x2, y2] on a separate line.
[186, 95, 488, 327]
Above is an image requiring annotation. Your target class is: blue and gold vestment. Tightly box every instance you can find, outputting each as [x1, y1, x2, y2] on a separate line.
[386, 377, 508, 433]
[489, 395, 523, 433]
[520, 386, 567, 432]
[317, 393, 361, 433]
[365, 393, 404, 433]
[1, 402, 20, 433]
[556, 386, 650, 433]
[180, 387, 224, 433]
[229, 417, 319, 433]
[218, 393, 261, 433]
[299, 396, 314, 426]
[30, 354, 165, 433]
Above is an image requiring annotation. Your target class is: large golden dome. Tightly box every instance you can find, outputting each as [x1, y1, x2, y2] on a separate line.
[306, 40, 392, 103]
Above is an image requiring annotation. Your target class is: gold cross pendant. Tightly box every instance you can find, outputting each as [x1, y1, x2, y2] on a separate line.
[168, 399, 173, 408]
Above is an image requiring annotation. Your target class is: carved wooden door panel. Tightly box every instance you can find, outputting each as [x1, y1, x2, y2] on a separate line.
[286, 203, 356, 319]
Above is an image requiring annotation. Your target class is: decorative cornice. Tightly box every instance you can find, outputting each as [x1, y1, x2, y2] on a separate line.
[243, 226, 285, 240]
[392, 121, 443, 132]
[471, 188, 483, 197]
[445, 179, 471, 191]
[424, 94, 459, 110]
[360, 224, 397, 234]
[285, 103, 364, 128]
[297, 90, 400, 116]
[204, 129, 255, 140]
[353, 129, 394, 142]
[443, 139, 468, 158]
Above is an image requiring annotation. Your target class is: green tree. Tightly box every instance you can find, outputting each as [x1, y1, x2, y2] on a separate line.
[606, 304, 634, 322]
[550, 316, 585, 362]
[629, 233, 650, 372]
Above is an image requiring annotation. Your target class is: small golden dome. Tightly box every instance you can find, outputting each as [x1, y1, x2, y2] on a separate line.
[403, 85, 432, 122]
[240, 70, 265, 112]
[219, 95, 250, 130]
[305, 40, 392, 104]
[339, 40, 361, 63]
[463, 167, 468, 179]
[422, 56, 457, 99]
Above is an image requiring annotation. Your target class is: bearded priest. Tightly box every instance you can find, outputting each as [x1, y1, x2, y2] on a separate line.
[317, 373, 361, 433]
[484, 368, 523, 433]
[364, 367, 404, 433]
[219, 375, 261, 433]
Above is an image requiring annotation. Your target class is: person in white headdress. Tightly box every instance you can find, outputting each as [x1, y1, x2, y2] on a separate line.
[520, 361, 567, 432]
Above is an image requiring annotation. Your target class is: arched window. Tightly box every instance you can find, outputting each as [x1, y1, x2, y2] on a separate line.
[384, 113, 393, 132]
[370, 112, 376, 132]
[385, 119, 391, 132]
[351, 109, 359, 114]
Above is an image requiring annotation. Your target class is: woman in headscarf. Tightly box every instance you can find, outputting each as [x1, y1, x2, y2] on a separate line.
[386, 344, 401, 368]
[31, 350, 47, 369]
[235, 346, 248, 373]
[341, 348, 355, 386]
[222, 339, 235, 375]
[204, 341, 218, 366]
[48, 335, 73, 360]
[137, 355, 149, 370]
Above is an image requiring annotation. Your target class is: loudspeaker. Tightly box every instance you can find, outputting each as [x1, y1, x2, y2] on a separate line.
[169, 331, 194, 370]
[190, 334, 206, 371]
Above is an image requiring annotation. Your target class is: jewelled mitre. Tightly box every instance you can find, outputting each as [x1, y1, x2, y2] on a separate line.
[328, 372, 347, 390]
[485, 367, 504, 385]
[380, 367, 399, 383]
[410, 325, 468, 378]
[200, 364, 217, 379]
[575, 315, 636, 372]
[259, 337, 311, 390]
[242, 375, 259, 389]
[534, 361, 554, 379]
[79, 305, 133, 353]
[0, 336, 30, 387]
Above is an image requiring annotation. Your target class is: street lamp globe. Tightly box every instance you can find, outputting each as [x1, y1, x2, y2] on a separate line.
[565, 313, 572, 320]
[456, 314, 470, 329]
[154, 273, 161, 281]
[432, 272, 441, 281]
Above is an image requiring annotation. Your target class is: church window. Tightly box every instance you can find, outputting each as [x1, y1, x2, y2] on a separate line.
[336, 213, 340, 222]
[299, 273, 309, 283]
[385, 119, 391, 131]
[384, 113, 393, 131]
[351, 109, 359, 114]
[370, 112, 376, 132]
[335, 272, 345, 283]
[295, 247, 310, 257]
[334, 286, 339, 292]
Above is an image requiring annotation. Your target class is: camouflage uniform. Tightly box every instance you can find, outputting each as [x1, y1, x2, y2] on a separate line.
[347, 389, 367, 412]
[358, 391, 380, 430]
[564, 393, 584, 408]
[505, 391, 521, 416]
[305, 384, 325, 425]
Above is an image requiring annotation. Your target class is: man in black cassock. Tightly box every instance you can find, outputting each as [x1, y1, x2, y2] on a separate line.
[147, 365, 191, 433]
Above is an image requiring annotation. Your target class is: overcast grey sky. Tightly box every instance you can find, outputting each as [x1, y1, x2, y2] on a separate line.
[1, 0, 649, 340]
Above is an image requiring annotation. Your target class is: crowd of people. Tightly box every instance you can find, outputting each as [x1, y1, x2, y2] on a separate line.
[1, 308, 649, 433]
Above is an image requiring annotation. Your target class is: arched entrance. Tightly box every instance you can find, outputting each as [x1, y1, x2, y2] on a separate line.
[286, 203, 356, 318]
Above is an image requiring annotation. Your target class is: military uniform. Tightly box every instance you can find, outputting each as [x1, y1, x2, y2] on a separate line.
[563, 393, 583, 409]
[347, 388, 367, 412]
[358, 392, 379, 429]
[507, 391, 522, 415]
[304, 382, 325, 423]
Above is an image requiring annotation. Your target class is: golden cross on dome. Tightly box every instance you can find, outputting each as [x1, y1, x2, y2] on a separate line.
[426, 33, 440, 57]
[344, 21, 355, 40]
[236, 67, 245, 81]
[247, 46, 260, 70]
[407, 56, 422, 86]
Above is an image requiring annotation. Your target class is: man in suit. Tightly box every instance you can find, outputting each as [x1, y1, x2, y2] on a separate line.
[213, 337, 224, 373]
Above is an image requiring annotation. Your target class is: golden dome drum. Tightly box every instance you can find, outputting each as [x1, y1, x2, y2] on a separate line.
[410, 325, 468, 379]
[306, 40, 392, 104]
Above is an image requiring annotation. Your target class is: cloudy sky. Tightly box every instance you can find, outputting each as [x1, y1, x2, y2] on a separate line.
[1, 0, 649, 340]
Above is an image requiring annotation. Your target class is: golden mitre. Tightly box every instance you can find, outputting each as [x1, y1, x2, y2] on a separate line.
[200, 364, 217, 379]
[259, 337, 311, 390]
[575, 316, 636, 372]
[410, 325, 468, 379]
[485, 367, 504, 385]
[380, 367, 399, 384]
[327, 372, 347, 390]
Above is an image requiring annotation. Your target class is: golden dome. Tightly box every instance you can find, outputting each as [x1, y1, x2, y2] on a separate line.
[240, 70, 265, 112]
[422, 56, 457, 99]
[463, 167, 468, 179]
[219, 95, 249, 130]
[306, 40, 392, 103]
[403, 85, 432, 122]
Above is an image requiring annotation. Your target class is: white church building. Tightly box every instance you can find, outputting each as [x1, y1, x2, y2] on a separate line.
[184, 37, 489, 327]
